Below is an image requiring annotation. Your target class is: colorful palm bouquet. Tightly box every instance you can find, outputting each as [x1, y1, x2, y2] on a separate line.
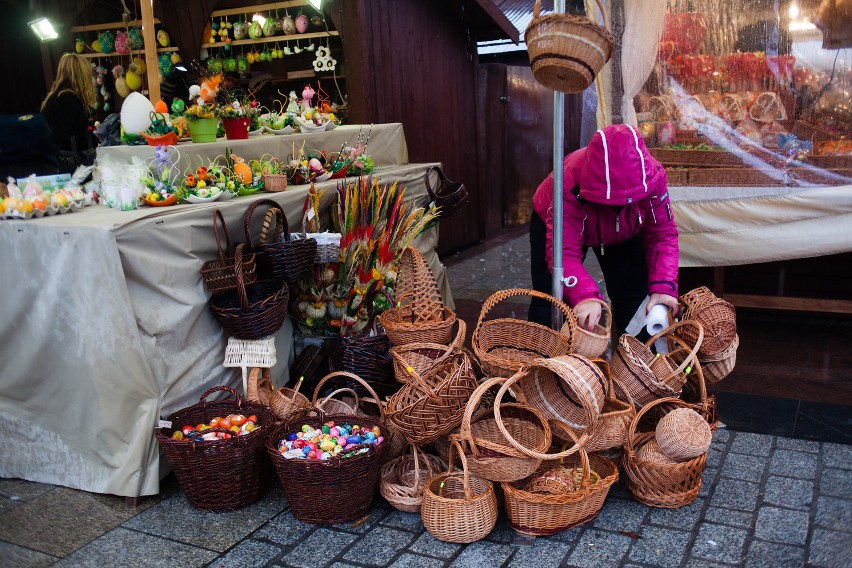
[291, 179, 439, 337]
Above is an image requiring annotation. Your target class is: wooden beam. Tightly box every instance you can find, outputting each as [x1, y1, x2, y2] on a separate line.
[210, 1, 309, 18]
[201, 30, 338, 48]
[140, 0, 160, 103]
[70, 19, 162, 33]
[723, 293, 852, 315]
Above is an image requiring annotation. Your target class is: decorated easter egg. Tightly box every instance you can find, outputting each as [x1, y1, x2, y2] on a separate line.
[237, 56, 249, 74]
[346, 435, 362, 445]
[157, 29, 170, 47]
[75, 38, 85, 53]
[262, 18, 276, 37]
[223, 57, 237, 72]
[248, 21, 262, 39]
[120, 91, 155, 133]
[129, 27, 144, 50]
[170, 52, 181, 64]
[171, 98, 185, 114]
[115, 31, 129, 54]
[154, 100, 168, 114]
[158, 52, 175, 77]
[233, 21, 248, 40]
[282, 14, 295, 35]
[129, 57, 146, 75]
[125, 71, 142, 91]
[111, 65, 124, 79]
[91, 39, 102, 53]
[98, 31, 115, 53]
[114, 77, 130, 98]
[295, 14, 309, 33]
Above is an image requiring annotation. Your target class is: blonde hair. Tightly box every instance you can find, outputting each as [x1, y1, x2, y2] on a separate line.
[40, 53, 96, 114]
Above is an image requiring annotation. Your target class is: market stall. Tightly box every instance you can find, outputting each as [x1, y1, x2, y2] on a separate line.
[0, 158, 448, 498]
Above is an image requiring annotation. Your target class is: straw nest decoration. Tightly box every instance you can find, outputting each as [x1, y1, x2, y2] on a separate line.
[655, 407, 712, 462]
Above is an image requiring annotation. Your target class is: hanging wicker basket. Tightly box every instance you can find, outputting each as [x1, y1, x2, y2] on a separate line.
[525, 0, 615, 93]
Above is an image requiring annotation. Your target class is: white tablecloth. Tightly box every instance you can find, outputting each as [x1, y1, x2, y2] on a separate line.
[0, 162, 450, 497]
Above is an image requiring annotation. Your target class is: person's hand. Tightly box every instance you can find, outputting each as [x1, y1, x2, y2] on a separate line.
[647, 293, 681, 318]
[573, 299, 602, 331]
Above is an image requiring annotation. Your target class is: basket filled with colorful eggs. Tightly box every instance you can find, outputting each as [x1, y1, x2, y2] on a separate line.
[266, 411, 392, 524]
[154, 386, 274, 512]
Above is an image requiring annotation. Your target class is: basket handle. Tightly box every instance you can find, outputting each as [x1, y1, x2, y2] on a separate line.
[473, 288, 578, 353]
[311, 370, 386, 421]
[591, 358, 634, 407]
[664, 332, 711, 415]
[645, 320, 704, 382]
[233, 243, 251, 312]
[315, 387, 360, 414]
[457, 376, 508, 458]
[404, 444, 436, 486]
[446, 439, 474, 500]
[550, 420, 593, 488]
[246, 367, 261, 402]
[491, 368, 590, 461]
[624, 396, 691, 458]
[199, 385, 243, 409]
[243, 198, 290, 247]
[211, 208, 233, 264]
[574, 298, 612, 334]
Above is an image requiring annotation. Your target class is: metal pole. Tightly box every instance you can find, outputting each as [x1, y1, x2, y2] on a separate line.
[550, 0, 566, 330]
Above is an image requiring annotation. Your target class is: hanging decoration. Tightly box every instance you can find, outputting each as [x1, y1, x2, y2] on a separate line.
[312, 45, 336, 73]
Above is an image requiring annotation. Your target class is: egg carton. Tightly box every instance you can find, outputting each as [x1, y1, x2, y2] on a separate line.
[1, 200, 84, 220]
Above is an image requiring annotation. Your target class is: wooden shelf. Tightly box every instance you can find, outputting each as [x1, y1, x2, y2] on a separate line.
[70, 19, 162, 33]
[210, 1, 313, 18]
[78, 47, 179, 59]
[202, 30, 338, 49]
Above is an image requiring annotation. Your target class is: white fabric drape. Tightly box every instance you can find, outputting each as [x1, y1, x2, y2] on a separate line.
[620, 0, 666, 127]
[589, 0, 613, 128]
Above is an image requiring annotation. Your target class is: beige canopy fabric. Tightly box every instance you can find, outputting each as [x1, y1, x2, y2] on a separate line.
[671, 184, 852, 267]
[0, 162, 447, 497]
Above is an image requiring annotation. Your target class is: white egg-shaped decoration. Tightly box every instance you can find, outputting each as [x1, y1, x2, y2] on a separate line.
[120, 92, 155, 134]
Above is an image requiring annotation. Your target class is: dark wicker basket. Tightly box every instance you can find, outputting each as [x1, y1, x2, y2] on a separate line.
[200, 209, 258, 294]
[208, 245, 289, 340]
[266, 409, 392, 524]
[154, 386, 274, 512]
[243, 198, 316, 283]
[331, 333, 398, 399]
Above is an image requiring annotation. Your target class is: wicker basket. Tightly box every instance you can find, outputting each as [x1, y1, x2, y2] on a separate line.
[332, 330, 399, 399]
[699, 333, 739, 384]
[500, 355, 606, 444]
[243, 199, 316, 283]
[570, 298, 612, 359]
[636, 439, 678, 464]
[311, 371, 406, 460]
[501, 426, 618, 536]
[623, 397, 707, 508]
[678, 289, 737, 357]
[386, 352, 479, 446]
[525, 0, 615, 94]
[610, 320, 704, 407]
[656, 407, 712, 462]
[269, 376, 312, 422]
[472, 288, 577, 378]
[454, 377, 552, 483]
[246, 367, 274, 406]
[380, 445, 447, 513]
[266, 408, 391, 524]
[154, 386, 274, 512]
[200, 210, 258, 294]
[421, 440, 498, 543]
[208, 246, 289, 340]
[584, 360, 636, 453]
[262, 173, 288, 192]
[390, 319, 466, 385]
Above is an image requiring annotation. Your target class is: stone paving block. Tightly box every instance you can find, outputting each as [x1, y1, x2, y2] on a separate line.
[50, 527, 218, 568]
[703, 507, 754, 528]
[0, 478, 56, 501]
[699, 467, 717, 498]
[706, 444, 725, 468]
[121, 490, 285, 553]
[343, 526, 415, 566]
[776, 436, 820, 453]
[763, 476, 814, 510]
[744, 540, 805, 568]
[506, 538, 570, 568]
[591, 498, 647, 532]
[712, 427, 731, 443]
[0, 495, 23, 514]
[627, 525, 690, 566]
[645, 497, 704, 529]
[565, 529, 632, 568]
[754, 506, 809, 545]
[448, 540, 514, 568]
[251, 510, 313, 546]
[409, 531, 461, 559]
[815, 496, 852, 530]
[820, 468, 852, 498]
[484, 519, 515, 545]
[720, 452, 767, 481]
[690, 523, 748, 564]
[283, 528, 357, 568]
[684, 559, 739, 568]
[547, 526, 585, 543]
[769, 449, 817, 479]
[809, 527, 852, 568]
[331, 508, 390, 535]
[207, 539, 283, 568]
[327, 563, 363, 568]
[710, 478, 760, 511]
[729, 431, 773, 457]
[0, 540, 57, 568]
[822, 442, 852, 470]
[388, 553, 445, 568]
[379, 511, 423, 533]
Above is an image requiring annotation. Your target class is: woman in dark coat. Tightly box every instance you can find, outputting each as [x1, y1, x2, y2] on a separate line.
[40, 53, 97, 153]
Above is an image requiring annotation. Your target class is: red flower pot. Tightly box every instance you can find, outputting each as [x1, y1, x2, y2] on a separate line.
[223, 117, 250, 140]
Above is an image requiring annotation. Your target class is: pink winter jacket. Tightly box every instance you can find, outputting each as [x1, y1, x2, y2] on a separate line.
[532, 124, 679, 307]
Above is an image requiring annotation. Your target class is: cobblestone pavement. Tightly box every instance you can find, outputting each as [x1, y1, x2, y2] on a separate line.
[1, 233, 850, 567]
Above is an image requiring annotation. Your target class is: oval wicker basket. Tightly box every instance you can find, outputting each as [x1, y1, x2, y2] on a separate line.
[525, 0, 615, 93]
[269, 376, 312, 422]
[698, 333, 739, 384]
[570, 298, 612, 359]
[677, 287, 737, 357]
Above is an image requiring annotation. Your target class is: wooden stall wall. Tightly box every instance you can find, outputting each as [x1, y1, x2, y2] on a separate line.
[335, 0, 485, 255]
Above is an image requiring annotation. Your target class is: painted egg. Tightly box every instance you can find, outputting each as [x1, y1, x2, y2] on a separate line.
[91, 39, 102, 53]
[308, 158, 323, 172]
[125, 71, 142, 91]
[115, 31, 129, 55]
[170, 98, 185, 114]
[329, 427, 339, 437]
[170, 52, 181, 65]
[129, 57, 146, 75]
[282, 15, 295, 35]
[129, 27, 144, 50]
[120, 92, 155, 133]
[157, 29, 170, 47]
[98, 31, 115, 53]
[295, 15, 309, 33]
[115, 77, 130, 98]
[233, 21, 248, 40]
[346, 435, 362, 445]
[158, 53, 175, 77]
[337, 436, 347, 446]
[75, 38, 85, 53]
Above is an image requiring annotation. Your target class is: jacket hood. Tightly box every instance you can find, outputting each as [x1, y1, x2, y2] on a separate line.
[578, 124, 665, 205]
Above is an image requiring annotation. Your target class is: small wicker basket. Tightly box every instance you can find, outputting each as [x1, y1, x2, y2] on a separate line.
[380, 445, 447, 513]
[570, 298, 612, 359]
[655, 407, 712, 462]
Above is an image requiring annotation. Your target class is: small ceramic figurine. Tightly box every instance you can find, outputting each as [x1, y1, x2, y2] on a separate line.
[286, 90, 300, 114]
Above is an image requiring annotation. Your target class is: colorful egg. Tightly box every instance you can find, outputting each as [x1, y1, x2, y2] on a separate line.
[282, 15, 295, 34]
[75, 38, 85, 53]
[91, 39, 102, 53]
[157, 29, 170, 47]
[115, 31, 129, 54]
[125, 71, 142, 91]
[295, 15, 309, 33]
[129, 27, 144, 50]
[98, 31, 115, 53]
[115, 77, 130, 98]
[158, 52, 175, 77]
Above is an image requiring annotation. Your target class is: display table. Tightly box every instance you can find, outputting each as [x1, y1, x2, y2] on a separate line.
[0, 162, 451, 497]
[96, 123, 409, 168]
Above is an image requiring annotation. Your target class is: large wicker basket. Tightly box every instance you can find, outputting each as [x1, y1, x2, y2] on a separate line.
[678, 287, 737, 357]
[501, 425, 618, 536]
[525, 0, 615, 93]
[472, 288, 577, 378]
[200, 209, 258, 294]
[623, 397, 707, 509]
[421, 440, 498, 543]
[243, 198, 316, 283]
[454, 376, 552, 483]
[154, 386, 274, 512]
